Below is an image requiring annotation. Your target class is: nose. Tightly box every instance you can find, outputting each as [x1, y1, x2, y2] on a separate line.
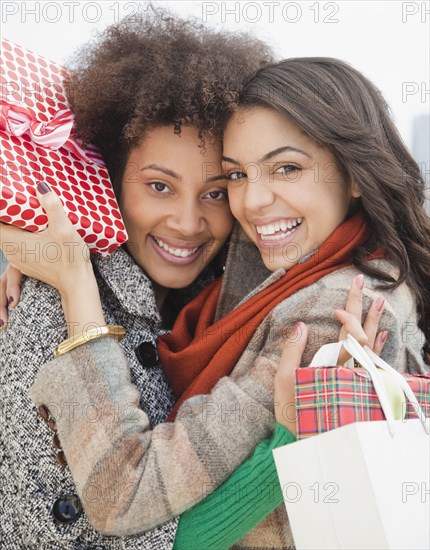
[243, 176, 275, 213]
[166, 198, 206, 237]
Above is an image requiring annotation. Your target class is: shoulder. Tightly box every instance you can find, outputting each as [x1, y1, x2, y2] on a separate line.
[4, 276, 64, 332]
[265, 260, 425, 373]
[319, 259, 399, 291]
[0, 277, 66, 373]
[266, 261, 419, 349]
[272, 259, 412, 317]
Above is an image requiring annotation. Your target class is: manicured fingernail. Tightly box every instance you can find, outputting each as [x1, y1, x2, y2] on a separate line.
[375, 297, 385, 312]
[380, 330, 388, 343]
[356, 274, 364, 290]
[0, 319, 4, 328]
[8, 296, 14, 305]
[37, 181, 51, 195]
[335, 306, 344, 312]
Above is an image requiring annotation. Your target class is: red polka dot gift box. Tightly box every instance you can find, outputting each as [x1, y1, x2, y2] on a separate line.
[0, 38, 128, 257]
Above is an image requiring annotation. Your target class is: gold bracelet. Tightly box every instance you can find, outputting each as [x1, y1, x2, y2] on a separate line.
[53, 325, 126, 357]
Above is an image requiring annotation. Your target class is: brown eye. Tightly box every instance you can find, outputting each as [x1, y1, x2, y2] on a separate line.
[206, 190, 227, 201]
[150, 182, 169, 193]
[276, 164, 299, 175]
[226, 171, 246, 181]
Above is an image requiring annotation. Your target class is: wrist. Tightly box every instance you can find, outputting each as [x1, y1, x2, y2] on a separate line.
[58, 263, 97, 301]
[59, 269, 106, 338]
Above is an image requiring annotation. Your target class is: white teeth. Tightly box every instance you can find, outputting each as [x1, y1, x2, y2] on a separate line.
[256, 217, 302, 237]
[261, 232, 287, 241]
[154, 237, 200, 257]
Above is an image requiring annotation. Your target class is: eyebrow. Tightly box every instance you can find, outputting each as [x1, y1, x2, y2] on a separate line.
[140, 164, 226, 183]
[140, 164, 180, 179]
[222, 146, 311, 165]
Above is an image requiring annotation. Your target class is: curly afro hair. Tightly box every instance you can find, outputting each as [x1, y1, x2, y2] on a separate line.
[64, 6, 273, 193]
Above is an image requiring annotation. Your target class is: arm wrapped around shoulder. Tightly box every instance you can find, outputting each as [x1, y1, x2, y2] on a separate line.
[29, 335, 276, 536]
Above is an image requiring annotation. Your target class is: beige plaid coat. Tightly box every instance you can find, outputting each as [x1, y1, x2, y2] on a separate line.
[30, 222, 427, 549]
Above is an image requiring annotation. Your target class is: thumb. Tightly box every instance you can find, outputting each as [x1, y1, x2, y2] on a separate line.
[274, 322, 308, 433]
[35, 181, 71, 231]
[277, 322, 308, 381]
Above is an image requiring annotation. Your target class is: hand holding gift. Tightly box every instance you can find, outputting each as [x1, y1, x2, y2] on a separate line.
[0, 39, 127, 257]
[0, 181, 106, 337]
[0, 181, 91, 297]
[272, 276, 429, 550]
[273, 333, 429, 550]
[274, 275, 389, 436]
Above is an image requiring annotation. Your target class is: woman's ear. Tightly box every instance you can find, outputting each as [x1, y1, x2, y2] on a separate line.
[350, 180, 362, 198]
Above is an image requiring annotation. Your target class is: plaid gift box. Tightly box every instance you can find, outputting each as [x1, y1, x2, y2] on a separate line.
[0, 38, 128, 256]
[295, 366, 430, 439]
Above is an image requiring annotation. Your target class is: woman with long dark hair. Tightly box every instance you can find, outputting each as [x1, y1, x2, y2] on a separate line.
[224, 57, 429, 356]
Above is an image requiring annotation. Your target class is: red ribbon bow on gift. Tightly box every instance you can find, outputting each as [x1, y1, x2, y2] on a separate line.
[0, 100, 104, 165]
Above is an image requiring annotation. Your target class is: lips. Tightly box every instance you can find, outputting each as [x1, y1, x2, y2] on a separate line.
[254, 218, 304, 250]
[149, 235, 206, 266]
[153, 236, 201, 258]
[255, 217, 303, 237]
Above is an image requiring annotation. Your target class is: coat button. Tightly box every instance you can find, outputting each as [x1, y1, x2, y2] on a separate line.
[135, 341, 159, 367]
[52, 495, 82, 524]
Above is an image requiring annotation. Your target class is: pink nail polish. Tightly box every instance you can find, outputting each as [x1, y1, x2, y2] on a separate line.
[356, 274, 364, 290]
[291, 322, 301, 335]
[380, 330, 388, 343]
[376, 297, 385, 312]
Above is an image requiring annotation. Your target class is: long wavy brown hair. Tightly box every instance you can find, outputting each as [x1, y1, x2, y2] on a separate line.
[237, 57, 430, 359]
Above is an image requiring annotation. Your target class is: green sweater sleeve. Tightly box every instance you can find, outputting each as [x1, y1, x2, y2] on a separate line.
[173, 423, 295, 550]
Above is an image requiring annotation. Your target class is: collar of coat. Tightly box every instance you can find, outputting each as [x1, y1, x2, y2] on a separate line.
[92, 246, 161, 324]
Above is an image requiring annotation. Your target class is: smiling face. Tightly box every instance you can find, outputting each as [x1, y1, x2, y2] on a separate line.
[120, 125, 233, 290]
[223, 107, 361, 272]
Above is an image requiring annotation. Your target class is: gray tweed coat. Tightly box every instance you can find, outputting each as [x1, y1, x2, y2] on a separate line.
[0, 246, 212, 549]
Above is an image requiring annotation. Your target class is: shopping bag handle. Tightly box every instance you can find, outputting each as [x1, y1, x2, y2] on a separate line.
[308, 335, 429, 436]
[363, 344, 429, 434]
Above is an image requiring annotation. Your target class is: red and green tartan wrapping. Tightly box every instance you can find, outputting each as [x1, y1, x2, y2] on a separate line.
[295, 367, 430, 439]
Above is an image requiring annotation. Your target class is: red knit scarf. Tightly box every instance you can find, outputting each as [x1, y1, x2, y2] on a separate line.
[159, 213, 383, 420]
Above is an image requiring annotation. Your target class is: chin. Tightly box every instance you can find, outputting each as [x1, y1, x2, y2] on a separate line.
[154, 273, 197, 290]
[262, 254, 299, 273]
[261, 256, 278, 272]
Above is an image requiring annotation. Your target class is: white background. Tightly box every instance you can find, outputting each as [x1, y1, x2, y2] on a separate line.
[2, 0, 429, 148]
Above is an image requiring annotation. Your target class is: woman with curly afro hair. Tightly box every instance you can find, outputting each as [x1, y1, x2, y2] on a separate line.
[1, 7, 380, 550]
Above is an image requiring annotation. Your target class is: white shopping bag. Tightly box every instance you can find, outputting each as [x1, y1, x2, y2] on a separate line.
[273, 335, 430, 550]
